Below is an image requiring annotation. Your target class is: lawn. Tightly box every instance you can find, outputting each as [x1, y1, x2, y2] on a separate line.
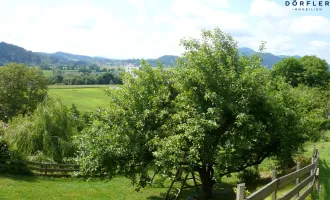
[0, 175, 167, 200]
[0, 134, 327, 200]
[304, 135, 330, 200]
[48, 86, 115, 111]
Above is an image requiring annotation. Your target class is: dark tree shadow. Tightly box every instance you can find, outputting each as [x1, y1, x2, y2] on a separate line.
[147, 195, 164, 200]
[319, 159, 329, 199]
[0, 174, 38, 182]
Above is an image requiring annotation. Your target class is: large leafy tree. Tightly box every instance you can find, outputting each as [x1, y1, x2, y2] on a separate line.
[300, 55, 329, 88]
[74, 28, 327, 198]
[271, 56, 329, 88]
[271, 57, 304, 87]
[0, 63, 48, 121]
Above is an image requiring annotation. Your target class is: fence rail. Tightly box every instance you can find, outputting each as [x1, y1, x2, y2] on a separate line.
[237, 145, 320, 200]
[0, 159, 79, 175]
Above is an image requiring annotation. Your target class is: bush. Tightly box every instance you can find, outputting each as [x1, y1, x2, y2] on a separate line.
[5, 98, 78, 163]
[237, 167, 260, 183]
[295, 154, 311, 167]
[0, 138, 10, 161]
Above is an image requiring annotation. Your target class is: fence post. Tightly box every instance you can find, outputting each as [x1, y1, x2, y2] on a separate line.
[312, 144, 316, 158]
[272, 170, 277, 200]
[310, 157, 315, 187]
[316, 168, 320, 194]
[296, 162, 301, 198]
[236, 183, 245, 200]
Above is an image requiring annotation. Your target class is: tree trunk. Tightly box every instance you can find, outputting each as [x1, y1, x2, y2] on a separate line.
[196, 165, 215, 199]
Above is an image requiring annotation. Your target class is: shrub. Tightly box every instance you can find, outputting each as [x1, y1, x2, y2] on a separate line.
[237, 167, 260, 183]
[295, 154, 311, 167]
[5, 98, 78, 163]
[0, 138, 10, 161]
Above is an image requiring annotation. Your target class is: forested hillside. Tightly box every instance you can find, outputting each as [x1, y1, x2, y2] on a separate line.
[1, 42, 323, 69]
[0, 42, 42, 66]
[0, 42, 178, 67]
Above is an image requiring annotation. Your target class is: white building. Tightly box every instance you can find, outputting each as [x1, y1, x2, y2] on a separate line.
[125, 63, 140, 78]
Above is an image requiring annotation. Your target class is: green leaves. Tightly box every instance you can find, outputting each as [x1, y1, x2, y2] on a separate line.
[5, 98, 78, 163]
[73, 28, 329, 188]
[271, 56, 330, 88]
[0, 63, 48, 121]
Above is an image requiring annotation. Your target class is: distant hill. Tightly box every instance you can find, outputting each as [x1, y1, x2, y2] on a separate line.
[0, 42, 320, 69]
[0, 42, 42, 66]
[239, 47, 302, 68]
[0, 42, 179, 67]
[157, 55, 178, 66]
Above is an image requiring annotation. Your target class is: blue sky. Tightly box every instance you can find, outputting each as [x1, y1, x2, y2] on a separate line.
[0, 0, 329, 62]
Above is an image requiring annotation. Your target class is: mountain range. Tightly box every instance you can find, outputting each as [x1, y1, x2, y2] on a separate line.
[0, 42, 315, 69]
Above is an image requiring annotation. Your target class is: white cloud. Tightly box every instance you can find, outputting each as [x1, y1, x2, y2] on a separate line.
[152, 15, 171, 25]
[236, 35, 295, 55]
[310, 41, 328, 48]
[205, 0, 229, 8]
[129, 0, 145, 10]
[170, 0, 251, 36]
[0, 0, 329, 63]
[249, 0, 289, 18]
[305, 41, 330, 62]
[289, 16, 330, 36]
[129, 0, 147, 25]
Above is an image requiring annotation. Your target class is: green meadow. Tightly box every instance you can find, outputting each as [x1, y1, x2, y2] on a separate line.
[48, 85, 116, 111]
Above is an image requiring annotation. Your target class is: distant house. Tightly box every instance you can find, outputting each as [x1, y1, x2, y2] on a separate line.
[125, 63, 140, 78]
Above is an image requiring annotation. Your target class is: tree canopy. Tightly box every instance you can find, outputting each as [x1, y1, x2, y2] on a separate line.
[0, 63, 48, 121]
[74, 28, 329, 197]
[271, 56, 329, 88]
[300, 55, 329, 88]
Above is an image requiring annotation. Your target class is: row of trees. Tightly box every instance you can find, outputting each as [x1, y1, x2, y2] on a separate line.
[272, 56, 329, 88]
[1, 28, 329, 198]
[49, 72, 122, 85]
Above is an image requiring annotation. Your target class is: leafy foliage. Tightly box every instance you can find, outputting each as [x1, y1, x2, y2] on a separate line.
[237, 167, 260, 183]
[300, 55, 329, 88]
[272, 57, 304, 87]
[48, 72, 122, 85]
[0, 63, 48, 121]
[73, 28, 328, 196]
[272, 56, 329, 88]
[0, 138, 10, 161]
[5, 98, 78, 163]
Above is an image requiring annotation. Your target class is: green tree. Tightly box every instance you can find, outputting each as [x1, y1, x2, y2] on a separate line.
[5, 98, 78, 163]
[299, 55, 329, 88]
[271, 57, 304, 87]
[0, 63, 48, 121]
[271, 56, 329, 88]
[74, 28, 327, 198]
[97, 72, 115, 84]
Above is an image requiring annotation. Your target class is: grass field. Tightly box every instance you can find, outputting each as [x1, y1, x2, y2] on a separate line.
[0, 136, 326, 200]
[42, 70, 53, 77]
[48, 86, 116, 111]
[0, 176, 167, 200]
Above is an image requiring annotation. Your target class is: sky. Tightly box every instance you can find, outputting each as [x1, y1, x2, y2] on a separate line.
[0, 0, 330, 62]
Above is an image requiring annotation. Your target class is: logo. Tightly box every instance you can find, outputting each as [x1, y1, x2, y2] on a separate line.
[285, 1, 329, 11]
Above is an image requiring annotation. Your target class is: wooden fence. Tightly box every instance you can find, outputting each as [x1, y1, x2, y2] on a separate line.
[236, 146, 320, 200]
[0, 159, 79, 175]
